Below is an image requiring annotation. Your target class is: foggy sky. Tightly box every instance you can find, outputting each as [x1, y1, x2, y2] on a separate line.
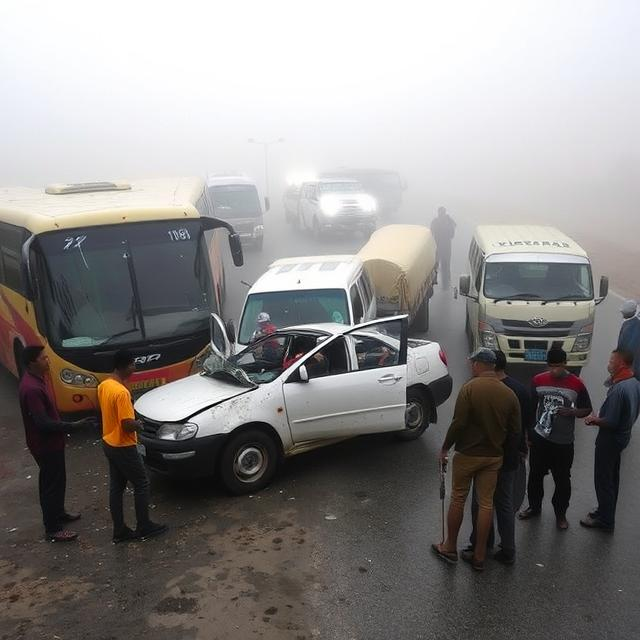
[1, 1, 639, 229]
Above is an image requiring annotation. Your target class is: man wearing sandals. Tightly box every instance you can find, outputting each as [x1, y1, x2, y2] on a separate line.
[18, 346, 95, 542]
[432, 348, 521, 571]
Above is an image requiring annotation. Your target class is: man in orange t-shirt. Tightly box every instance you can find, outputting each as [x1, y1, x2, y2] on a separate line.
[98, 350, 167, 543]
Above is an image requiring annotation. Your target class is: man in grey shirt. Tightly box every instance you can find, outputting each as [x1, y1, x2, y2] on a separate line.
[580, 349, 640, 531]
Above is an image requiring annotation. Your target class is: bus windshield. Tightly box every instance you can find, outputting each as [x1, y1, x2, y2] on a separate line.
[208, 185, 261, 218]
[483, 261, 594, 301]
[36, 220, 216, 348]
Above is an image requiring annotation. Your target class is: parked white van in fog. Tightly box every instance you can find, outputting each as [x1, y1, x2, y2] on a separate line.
[233, 255, 376, 348]
[458, 225, 608, 370]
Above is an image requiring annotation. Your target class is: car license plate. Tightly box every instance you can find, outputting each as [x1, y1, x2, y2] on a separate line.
[525, 349, 547, 362]
[137, 443, 146, 457]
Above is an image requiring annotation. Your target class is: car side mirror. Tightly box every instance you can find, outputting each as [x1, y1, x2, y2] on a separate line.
[299, 365, 309, 383]
[264, 197, 270, 212]
[228, 233, 244, 267]
[225, 319, 236, 344]
[459, 274, 471, 297]
[596, 275, 609, 305]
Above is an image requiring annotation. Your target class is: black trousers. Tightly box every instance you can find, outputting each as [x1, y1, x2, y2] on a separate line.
[436, 244, 452, 286]
[102, 442, 151, 532]
[594, 435, 623, 528]
[33, 450, 67, 535]
[527, 434, 574, 517]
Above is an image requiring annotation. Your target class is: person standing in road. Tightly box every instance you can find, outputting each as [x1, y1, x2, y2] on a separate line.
[617, 300, 640, 380]
[580, 349, 640, 531]
[519, 348, 592, 530]
[18, 346, 95, 542]
[432, 348, 520, 571]
[467, 350, 531, 564]
[430, 206, 456, 287]
[98, 350, 167, 543]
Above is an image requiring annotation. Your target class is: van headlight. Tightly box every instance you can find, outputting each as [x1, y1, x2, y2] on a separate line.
[359, 194, 377, 213]
[478, 322, 498, 349]
[572, 333, 592, 352]
[60, 368, 98, 388]
[156, 423, 198, 441]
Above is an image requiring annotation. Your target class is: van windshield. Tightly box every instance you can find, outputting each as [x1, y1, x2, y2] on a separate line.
[208, 185, 261, 218]
[484, 262, 594, 301]
[238, 289, 349, 343]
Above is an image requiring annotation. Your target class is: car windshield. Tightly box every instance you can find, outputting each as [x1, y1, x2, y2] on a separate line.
[238, 289, 349, 344]
[208, 185, 261, 218]
[484, 261, 594, 301]
[319, 182, 363, 193]
[36, 220, 216, 348]
[202, 334, 295, 385]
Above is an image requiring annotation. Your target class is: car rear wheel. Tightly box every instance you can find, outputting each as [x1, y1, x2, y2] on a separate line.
[219, 428, 279, 495]
[396, 388, 430, 441]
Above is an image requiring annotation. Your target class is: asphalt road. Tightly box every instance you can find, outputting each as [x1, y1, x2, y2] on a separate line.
[1, 201, 639, 640]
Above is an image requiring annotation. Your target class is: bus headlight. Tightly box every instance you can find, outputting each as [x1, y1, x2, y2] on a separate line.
[156, 423, 198, 441]
[60, 368, 98, 387]
[478, 322, 498, 349]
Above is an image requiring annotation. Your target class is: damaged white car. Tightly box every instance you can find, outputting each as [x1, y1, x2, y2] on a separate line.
[134, 314, 452, 494]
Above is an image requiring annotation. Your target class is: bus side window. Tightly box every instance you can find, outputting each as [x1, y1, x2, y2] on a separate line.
[0, 223, 26, 294]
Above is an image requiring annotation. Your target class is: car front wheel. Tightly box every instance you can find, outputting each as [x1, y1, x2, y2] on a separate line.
[219, 429, 279, 495]
[396, 388, 430, 441]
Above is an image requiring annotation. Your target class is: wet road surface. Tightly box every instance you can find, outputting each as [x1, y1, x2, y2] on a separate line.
[1, 201, 639, 640]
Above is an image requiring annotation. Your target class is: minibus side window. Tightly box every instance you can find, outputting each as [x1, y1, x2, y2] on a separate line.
[0, 222, 27, 294]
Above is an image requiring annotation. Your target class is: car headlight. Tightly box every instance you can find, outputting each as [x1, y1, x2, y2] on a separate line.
[478, 322, 498, 349]
[358, 194, 377, 213]
[60, 368, 98, 388]
[156, 422, 198, 441]
[320, 195, 341, 216]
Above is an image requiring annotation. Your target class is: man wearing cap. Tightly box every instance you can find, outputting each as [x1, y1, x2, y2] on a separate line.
[617, 300, 640, 380]
[251, 312, 277, 343]
[432, 348, 520, 571]
[519, 348, 592, 529]
[580, 349, 640, 531]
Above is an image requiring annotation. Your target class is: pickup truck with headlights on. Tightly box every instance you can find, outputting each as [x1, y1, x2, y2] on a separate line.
[286, 179, 377, 239]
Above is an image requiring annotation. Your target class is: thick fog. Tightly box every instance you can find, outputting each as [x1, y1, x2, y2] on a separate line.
[1, 1, 639, 243]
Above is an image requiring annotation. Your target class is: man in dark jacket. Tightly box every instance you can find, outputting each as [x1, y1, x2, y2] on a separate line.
[617, 300, 640, 380]
[430, 206, 456, 287]
[18, 346, 94, 542]
[580, 349, 640, 531]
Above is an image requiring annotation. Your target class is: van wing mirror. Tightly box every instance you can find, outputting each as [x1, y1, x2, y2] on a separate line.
[596, 275, 609, 305]
[264, 197, 270, 212]
[459, 274, 471, 297]
[225, 319, 236, 344]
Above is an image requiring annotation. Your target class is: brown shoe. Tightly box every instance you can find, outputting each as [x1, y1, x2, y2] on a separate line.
[556, 516, 569, 530]
[47, 529, 78, 542]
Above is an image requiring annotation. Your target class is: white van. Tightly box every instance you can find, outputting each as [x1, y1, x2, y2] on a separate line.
[233, 255, 376, 347]
[206, 175, 268, 249]
[459, 225, 608, 369]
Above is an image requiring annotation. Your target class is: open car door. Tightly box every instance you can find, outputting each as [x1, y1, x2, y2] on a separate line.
[283, 316, 409, 443]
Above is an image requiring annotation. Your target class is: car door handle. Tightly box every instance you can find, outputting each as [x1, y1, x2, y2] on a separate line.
[378, 373, 403, 384]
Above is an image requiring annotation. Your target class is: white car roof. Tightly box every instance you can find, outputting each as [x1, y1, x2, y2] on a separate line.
[249, 255, 363, 294]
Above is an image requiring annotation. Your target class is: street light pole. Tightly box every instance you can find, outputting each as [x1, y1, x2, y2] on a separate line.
[247, 137, 284, 201]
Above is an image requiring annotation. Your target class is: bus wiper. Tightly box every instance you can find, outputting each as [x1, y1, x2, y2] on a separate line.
[493, 293, 542, 303]
[101, 329, 141, 345]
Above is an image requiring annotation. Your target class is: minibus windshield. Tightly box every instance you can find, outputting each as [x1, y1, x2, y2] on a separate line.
[484, 261, 594, 301]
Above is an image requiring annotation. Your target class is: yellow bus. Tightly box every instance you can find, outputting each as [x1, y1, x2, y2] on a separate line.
[0, 177, 243, 413]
